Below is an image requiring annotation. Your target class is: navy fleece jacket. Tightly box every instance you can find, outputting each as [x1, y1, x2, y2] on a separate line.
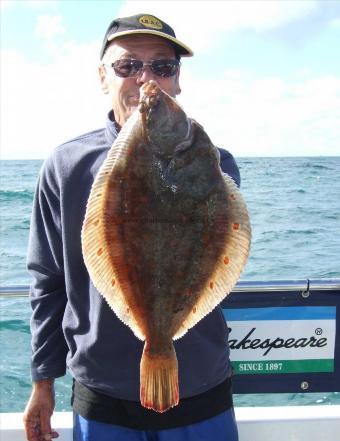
[27, 112, 240, 401]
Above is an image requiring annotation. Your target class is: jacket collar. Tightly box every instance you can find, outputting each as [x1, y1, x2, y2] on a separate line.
[105, 110, 120, 145]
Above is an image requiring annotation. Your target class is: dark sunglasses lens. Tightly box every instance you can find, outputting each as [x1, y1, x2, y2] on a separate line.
[151, 60, 179, 77]
[113, 59, 143, 78]
[111, 59, 179, 78]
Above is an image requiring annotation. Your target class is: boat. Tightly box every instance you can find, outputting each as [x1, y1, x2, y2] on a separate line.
[1, 279, 339, 440]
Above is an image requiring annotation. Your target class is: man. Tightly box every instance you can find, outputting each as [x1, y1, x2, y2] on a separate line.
[23, 13, 240, 441]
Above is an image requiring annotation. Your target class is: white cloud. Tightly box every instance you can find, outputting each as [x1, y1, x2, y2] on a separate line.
[329, 17, 340, 29]
[1, 0, 338, 159]
[2, 42, 339, 159]
[178, 68, 340, 156]
[34, 14, 65, 40]
[0, 43, 108, 159]
[0, 0, 12, 11]
[118, 0, 319, 52]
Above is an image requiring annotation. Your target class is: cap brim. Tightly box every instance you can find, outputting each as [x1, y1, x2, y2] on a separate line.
[107, 29, 193, 57]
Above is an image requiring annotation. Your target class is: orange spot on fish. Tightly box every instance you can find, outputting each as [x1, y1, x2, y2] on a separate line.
[230, 194, 236, 200]
[93, 219, 99, 226]
[232, 223, 240, 230]
[193, 307, 197, 313]
[97, 248, 103, 256]
[210, 282, 214, 290]
[96, 193, 102, 197]
[224, 256, 230, 265]
[111, 279, 115, 287]
[126, 307, 130, 314]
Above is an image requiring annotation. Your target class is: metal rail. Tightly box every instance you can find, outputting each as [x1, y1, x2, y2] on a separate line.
[233, 278, 340, 292]
[1, 279, 339, 297]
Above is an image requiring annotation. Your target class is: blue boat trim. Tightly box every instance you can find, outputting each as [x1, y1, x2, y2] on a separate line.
[223, 306, 336, 321]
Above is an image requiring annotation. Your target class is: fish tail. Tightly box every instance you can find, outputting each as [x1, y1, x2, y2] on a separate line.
[140, 341, 179, 413]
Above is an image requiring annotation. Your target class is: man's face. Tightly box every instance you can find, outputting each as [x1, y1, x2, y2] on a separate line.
[99, 34, 181, 127]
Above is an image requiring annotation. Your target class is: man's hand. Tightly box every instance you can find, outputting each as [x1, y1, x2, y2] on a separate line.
[23, 379, 59, 441]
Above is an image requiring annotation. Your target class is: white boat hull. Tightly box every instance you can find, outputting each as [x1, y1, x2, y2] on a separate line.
[1, 406, 340, 440]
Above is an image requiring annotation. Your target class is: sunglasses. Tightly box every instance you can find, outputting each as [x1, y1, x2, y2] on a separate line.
[104, 58, 180, 78]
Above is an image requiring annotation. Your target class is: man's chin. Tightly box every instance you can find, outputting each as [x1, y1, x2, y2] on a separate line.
[129, 99, 139, 108]
[119, 106, 137, 126]
[127, 102, 139, 116]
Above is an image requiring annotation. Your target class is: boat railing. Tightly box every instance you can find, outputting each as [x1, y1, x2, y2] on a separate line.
[1, 278, 339, 296]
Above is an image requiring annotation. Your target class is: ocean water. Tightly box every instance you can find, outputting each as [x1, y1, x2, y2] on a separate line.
[0, 157, 339, 412]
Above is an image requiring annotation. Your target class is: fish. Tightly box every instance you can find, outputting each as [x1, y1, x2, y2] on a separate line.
[81, 80, 251, 413]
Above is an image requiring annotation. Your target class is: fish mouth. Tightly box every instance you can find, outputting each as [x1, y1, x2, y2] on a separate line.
[138, 81, 160, 114]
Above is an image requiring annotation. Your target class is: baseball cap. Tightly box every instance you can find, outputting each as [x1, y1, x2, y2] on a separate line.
[100, 13, 193, 59]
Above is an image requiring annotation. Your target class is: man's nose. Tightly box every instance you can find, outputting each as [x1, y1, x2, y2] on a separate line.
[136, 65, 159, 85]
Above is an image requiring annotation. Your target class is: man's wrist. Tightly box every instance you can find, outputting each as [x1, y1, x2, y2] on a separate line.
[33, 378, 55, 390]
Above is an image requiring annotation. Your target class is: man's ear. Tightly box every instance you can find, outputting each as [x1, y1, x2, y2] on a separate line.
[99, 65, 109, 94]
[175, 69, 181, 96]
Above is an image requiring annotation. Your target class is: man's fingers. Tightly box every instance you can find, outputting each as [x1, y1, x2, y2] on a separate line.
[23, 412, 58, 440]
[23, 416, 41, 440]
[23, 380, 56, 441]
[40, 410, 59, 440]
[39, 409, 53, 436]
[41, 429, 59, 440]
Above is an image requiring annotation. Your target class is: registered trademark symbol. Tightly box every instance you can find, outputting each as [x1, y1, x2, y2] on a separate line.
[315, 328, 323, 335]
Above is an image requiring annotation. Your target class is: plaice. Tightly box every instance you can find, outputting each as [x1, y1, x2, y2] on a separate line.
[81, 80, 251, 413]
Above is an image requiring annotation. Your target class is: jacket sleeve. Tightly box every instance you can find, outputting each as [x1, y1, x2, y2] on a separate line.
[27, 154, 68, 381]
[218, 148, 241, 188]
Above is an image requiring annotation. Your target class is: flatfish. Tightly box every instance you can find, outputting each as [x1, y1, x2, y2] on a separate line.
[81, 80, 251, 413]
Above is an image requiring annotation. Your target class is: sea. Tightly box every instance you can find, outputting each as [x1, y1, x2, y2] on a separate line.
[0, 157, 339, 412]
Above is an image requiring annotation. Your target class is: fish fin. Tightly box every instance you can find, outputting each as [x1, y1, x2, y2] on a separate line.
[173, 173, 251, 339]
[140, 341, 179, 413]
[82, 112, 145, 341]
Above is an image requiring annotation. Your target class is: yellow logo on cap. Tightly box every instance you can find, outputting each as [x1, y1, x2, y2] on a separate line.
[139, 15, 163, 30]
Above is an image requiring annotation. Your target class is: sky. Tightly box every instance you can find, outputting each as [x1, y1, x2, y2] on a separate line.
[1, 0, 340, 159]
